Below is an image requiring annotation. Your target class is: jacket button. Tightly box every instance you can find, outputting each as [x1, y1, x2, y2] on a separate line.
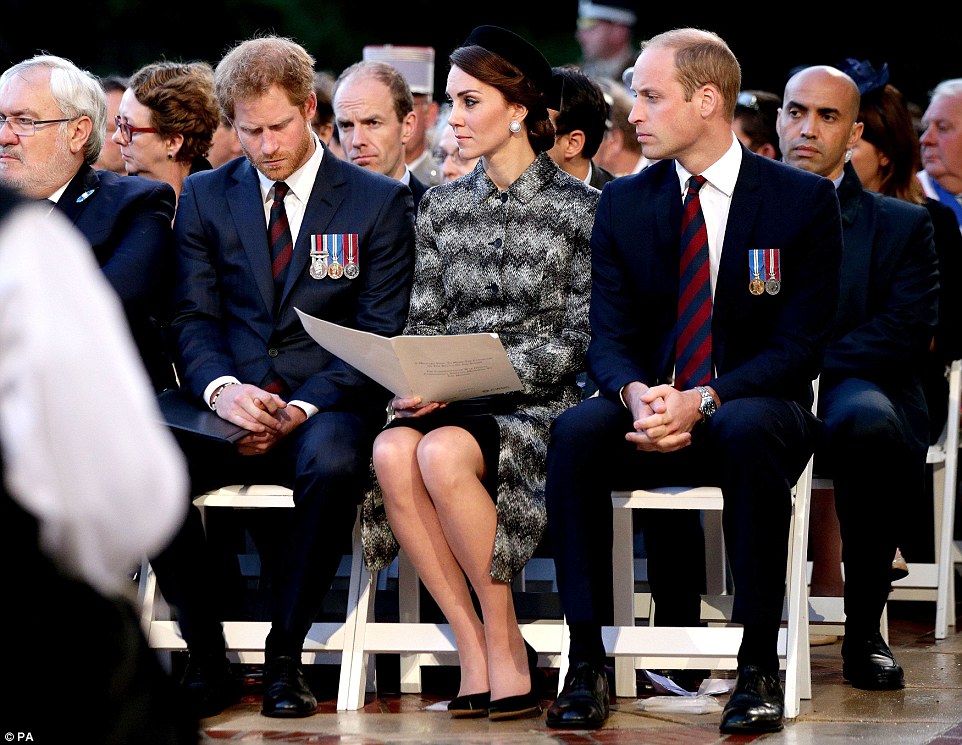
[268, 348, 279, 358]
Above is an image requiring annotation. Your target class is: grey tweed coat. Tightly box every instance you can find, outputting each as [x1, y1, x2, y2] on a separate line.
[361, 152, 600, 582]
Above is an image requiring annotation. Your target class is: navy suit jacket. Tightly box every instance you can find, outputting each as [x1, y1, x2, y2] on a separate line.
[409, 172, 430, 208]
[588, 148, 843, 410]
[822, 163, 939, 452]
[170, 148, 415, 420]
[54, 165, 177, 390]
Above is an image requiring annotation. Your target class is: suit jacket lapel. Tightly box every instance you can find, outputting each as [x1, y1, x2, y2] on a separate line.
[55, 165, 99, 224]
[228, 163, 275, 313]
[715, 152, 763, 333]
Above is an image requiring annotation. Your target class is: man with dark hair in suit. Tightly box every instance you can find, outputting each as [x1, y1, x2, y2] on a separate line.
[153, 35, 415, 720]
[545, 28, 843, 734]
[0, 54, 177, 392]
[777, 64, 938, 692]
[547, 64, 615, 190]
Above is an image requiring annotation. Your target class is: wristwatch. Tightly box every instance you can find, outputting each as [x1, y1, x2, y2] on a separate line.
[695, 386, 716, 420]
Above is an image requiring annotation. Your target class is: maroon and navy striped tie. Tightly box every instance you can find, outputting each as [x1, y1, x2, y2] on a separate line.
[268, 181, 293, 290]
[674, 175, 712, 390]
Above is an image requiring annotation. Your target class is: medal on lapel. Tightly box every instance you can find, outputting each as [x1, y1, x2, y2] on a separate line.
[328, 238, 344, 280]
[343, 233, 360, 279]
[310, 235, 329, 279]
[748, 249, 765, 295]
[765, 248, 781, 295]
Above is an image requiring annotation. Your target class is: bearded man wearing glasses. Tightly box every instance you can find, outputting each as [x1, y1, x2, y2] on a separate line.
[0, 54, 178, 393]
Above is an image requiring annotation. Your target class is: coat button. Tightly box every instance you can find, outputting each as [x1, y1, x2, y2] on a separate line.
[492, 237, 503, 248]
[500, 192, 508, 203]
[268, 348, 279, 358]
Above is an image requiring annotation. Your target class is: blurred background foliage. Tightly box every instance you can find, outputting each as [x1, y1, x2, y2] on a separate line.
[2, 2, 958, 112]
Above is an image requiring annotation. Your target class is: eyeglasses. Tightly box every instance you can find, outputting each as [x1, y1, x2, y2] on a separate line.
[736, 92, 761, 111]
[0, 115, 79, 137]
[114, 115, 159, 144]
[432, 148, 473, 166]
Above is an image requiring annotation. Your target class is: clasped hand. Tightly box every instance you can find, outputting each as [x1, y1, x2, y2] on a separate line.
[390, 395, 447, 418]
[214, 383, 306, 455]
[624, 383, 703, 452]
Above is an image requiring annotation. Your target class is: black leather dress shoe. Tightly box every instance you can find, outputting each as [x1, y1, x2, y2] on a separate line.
[180, 653, 239, 719]
[261, 655, 317, 718]
[546, 661, 609, 729]
[842, 632, 905, 690]
[719, 665, 784, 734]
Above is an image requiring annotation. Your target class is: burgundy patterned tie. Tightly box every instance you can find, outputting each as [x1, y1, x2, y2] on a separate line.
[268, 181, 293, 289]
[674, 175, 712, 390]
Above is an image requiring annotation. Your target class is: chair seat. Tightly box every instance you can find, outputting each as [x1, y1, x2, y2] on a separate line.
[137, 485, 373, 711]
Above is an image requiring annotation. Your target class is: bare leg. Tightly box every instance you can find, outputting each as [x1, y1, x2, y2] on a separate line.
[417, 427, 531, 701]
[809, 488, 845, 596]
[373, 427, 488, 697]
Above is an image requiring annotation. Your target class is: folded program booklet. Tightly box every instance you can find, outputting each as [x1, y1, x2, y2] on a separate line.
[157, 388, 247, 443]
[295, 308, 523, 403]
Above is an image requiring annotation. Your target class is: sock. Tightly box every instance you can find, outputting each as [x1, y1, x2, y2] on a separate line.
[568, 622, 606, 668]
[737, 623, 779, 674]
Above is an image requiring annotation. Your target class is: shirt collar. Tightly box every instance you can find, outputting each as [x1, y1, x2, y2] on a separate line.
[258, 134, 324, 203]
[674, 135, 742, 198]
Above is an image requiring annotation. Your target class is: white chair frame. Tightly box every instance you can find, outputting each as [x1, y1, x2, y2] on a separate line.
[558, 381, 820, 720]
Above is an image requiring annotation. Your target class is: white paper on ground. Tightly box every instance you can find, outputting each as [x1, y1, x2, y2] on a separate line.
[698, 677, 736, 696]
[637, 695, 723, 714]
[423, 701, 451, 712]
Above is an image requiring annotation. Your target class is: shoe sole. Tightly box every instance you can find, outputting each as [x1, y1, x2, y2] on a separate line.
[260, 706, 318, 718]
[842, 674, 905, 690]
[720, 721, 784, 734]
[545, 717, 607, 729]
[449, 708, 489, 719]
[488, 706, 542, 721]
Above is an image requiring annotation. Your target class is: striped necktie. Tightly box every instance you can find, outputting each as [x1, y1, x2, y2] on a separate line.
[674, 175, 712, 390]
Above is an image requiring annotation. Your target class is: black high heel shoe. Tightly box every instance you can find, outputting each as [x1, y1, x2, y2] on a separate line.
[488, 640, 542, 721]
[448, 690, 491, 718]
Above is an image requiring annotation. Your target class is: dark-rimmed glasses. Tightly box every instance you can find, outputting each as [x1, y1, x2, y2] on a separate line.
[114, 115, 159, 144]
[0, 115, 79, 137]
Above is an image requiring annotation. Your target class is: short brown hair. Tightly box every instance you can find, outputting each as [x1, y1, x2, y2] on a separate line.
[215, 36, 315, 121]
[128, 60, 220, 164]
[640, 28, 741, 121]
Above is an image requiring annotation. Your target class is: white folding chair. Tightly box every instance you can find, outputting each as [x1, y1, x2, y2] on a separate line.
[338, 551, 568, 709]
[559, 381, 819, 720]
[810, 358, 961, 640]
[137, 484, 373, 711]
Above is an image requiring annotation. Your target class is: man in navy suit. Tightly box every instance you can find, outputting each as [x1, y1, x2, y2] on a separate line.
[151, 36, 415, 719]
[777, 65, 938, 691]
[545, 29, 843, 733]
[0, 55, 177, 391]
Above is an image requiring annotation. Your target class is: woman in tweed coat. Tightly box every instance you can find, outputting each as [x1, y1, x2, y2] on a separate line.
[362, 26, 599, 721]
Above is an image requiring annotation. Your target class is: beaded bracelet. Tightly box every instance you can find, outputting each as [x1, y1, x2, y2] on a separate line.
[210, 381, 239, 410]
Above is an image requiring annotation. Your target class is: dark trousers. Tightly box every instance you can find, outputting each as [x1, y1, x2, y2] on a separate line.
[151, 410, 376, 659]
[817, 378, 927, 635]
[546, 394, 817, 655]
